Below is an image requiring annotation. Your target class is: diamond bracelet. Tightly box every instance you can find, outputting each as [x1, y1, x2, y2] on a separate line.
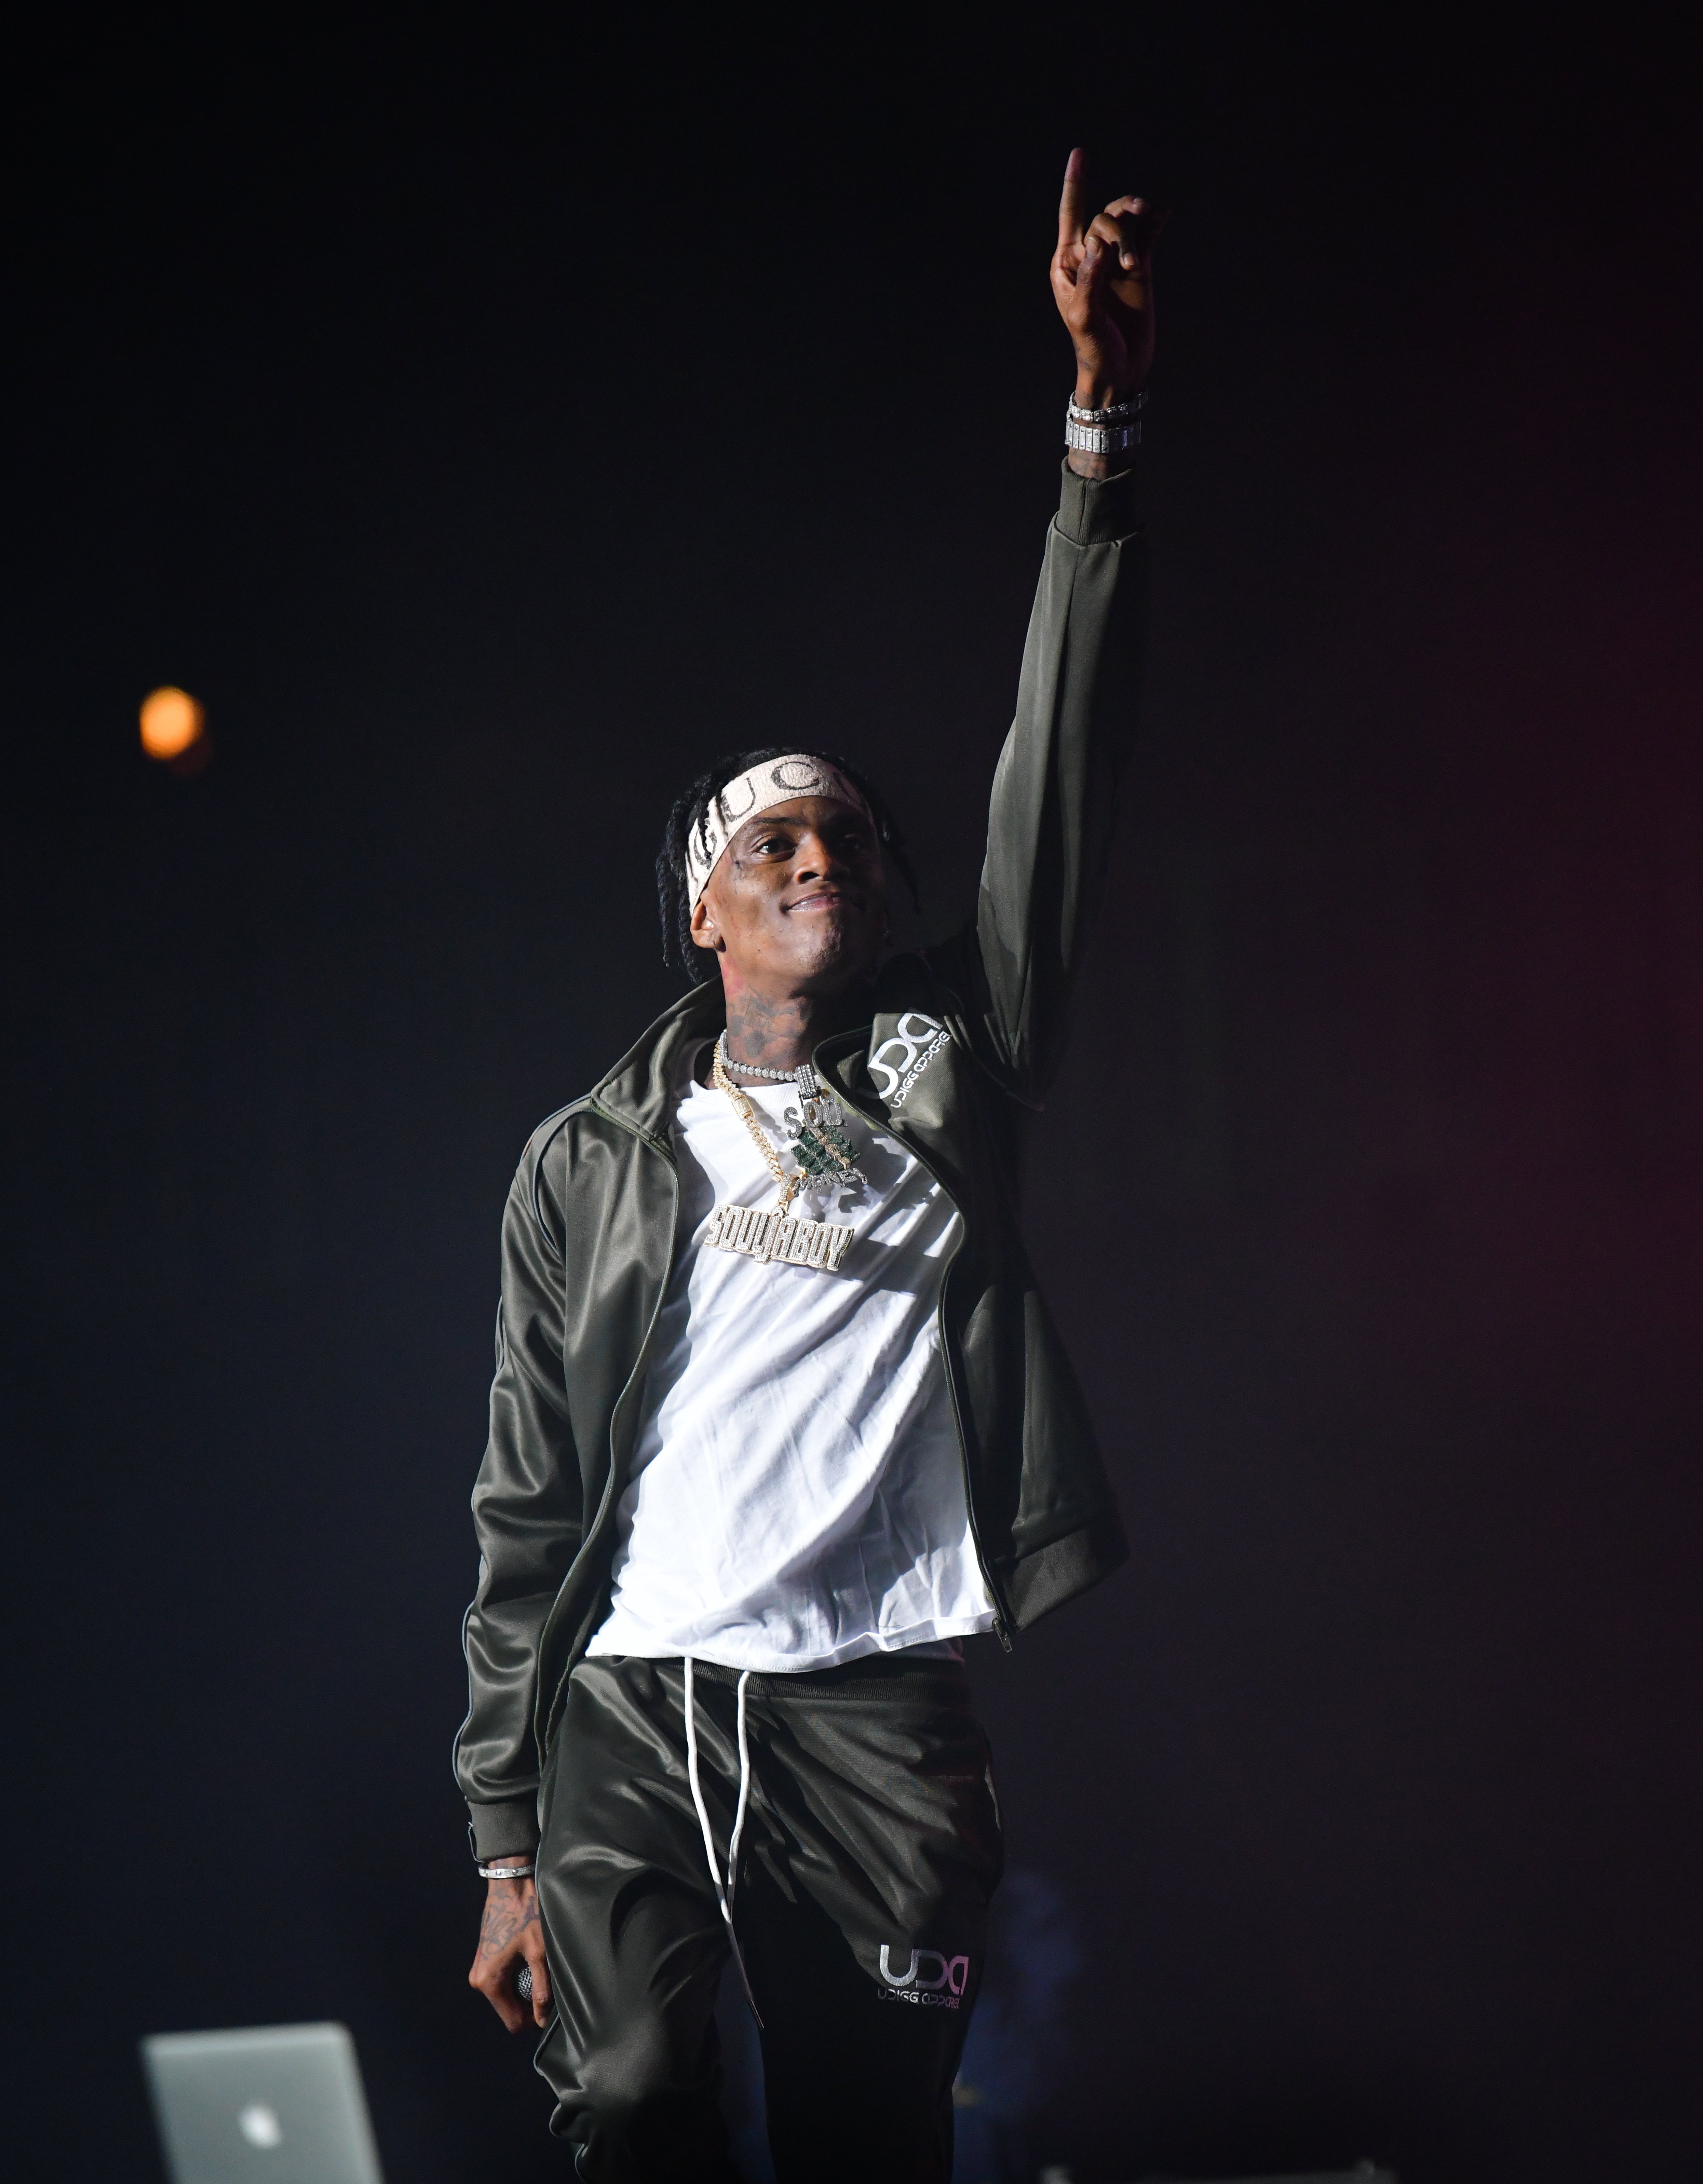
[1065, 387, 1146, 455]
[1068, 390, 1148, 425]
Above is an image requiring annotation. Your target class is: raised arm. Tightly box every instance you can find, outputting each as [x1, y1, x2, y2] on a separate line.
[1052, 147, 1164, 478]
[933, 152, 1161, 1104]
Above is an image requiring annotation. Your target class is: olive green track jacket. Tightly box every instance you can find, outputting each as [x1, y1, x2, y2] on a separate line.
[457, 462, 1146, 1859]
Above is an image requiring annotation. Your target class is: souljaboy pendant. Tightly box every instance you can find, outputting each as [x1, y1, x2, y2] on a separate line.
[707, 1034, 863, 1272]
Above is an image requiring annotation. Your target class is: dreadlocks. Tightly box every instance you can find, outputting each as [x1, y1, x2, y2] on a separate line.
[656, 746, 919, 984]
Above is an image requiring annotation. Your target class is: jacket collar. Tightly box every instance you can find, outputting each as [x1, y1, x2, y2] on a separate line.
[589, 982, 726, 1149]
[590, 953, 942, 1147]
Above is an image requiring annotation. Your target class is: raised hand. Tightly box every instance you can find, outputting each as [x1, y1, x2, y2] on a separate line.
[1051, 147, 1164, 412]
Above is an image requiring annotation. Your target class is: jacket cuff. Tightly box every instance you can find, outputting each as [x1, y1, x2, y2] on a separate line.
[1004, 1506, 1130, 1628]
[467, 1798, 540, 1862]
[1055, 459, 1139, 546]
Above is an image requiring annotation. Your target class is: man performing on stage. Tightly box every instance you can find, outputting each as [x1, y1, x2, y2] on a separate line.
[456, 151, 1161, 2182]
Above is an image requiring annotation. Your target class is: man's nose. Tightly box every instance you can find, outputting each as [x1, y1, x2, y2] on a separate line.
[792, 830, 847, 880]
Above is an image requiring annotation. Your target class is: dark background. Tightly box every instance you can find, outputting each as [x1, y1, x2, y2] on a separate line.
[4, 6, 1701, 2180]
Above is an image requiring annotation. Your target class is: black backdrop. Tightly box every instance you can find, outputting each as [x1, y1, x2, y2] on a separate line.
[5, 8, 1701, 2181]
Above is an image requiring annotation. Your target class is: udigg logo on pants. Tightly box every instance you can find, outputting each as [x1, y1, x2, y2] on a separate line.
[877, 1944, 970, 2008]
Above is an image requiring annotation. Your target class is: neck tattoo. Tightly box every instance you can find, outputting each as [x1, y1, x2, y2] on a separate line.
[704, 1033, 862, 1273]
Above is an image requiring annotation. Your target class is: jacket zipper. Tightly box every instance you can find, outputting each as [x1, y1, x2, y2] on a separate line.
[587, 1104, 680, 1505]
[828, 1072, 1015, 1651]
[539, 1103, 682, 1733]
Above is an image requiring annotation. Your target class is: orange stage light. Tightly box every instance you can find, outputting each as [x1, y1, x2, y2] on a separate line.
[140, 686, 205, 761]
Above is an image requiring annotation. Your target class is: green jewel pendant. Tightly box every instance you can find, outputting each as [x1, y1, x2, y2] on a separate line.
[785, 1064, 865, 1187]
[791, 1119, 860, 1177]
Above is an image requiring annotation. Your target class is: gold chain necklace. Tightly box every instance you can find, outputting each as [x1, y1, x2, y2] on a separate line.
[705, 1036, 860, 1273]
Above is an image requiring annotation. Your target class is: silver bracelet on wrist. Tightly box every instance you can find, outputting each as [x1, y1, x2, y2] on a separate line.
[1065, 388, 1146, 456]
[1067, 390, 1147, 425]
[478, 1861, 536, 1880]
[1065, 416, 1142, 455]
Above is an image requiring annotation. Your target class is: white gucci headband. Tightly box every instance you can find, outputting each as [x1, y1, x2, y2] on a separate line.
[684, 753, 874, 908]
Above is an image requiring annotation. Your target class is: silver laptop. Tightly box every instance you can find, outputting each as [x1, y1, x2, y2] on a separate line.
[142, 2022, 384, 2184]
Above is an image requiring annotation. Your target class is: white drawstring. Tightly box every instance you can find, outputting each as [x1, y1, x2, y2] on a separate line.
[682, 1655, 763, 2027]
[727, 1668, 754, 1912]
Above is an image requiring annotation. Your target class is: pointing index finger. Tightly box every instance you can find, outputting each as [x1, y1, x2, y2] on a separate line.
[1057, 146, 1086, 249]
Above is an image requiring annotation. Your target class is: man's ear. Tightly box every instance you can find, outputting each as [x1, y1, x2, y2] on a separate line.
[688, 896, 722, 953]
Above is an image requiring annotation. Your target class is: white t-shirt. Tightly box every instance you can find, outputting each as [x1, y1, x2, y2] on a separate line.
[586, 1043, 996, 1671]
